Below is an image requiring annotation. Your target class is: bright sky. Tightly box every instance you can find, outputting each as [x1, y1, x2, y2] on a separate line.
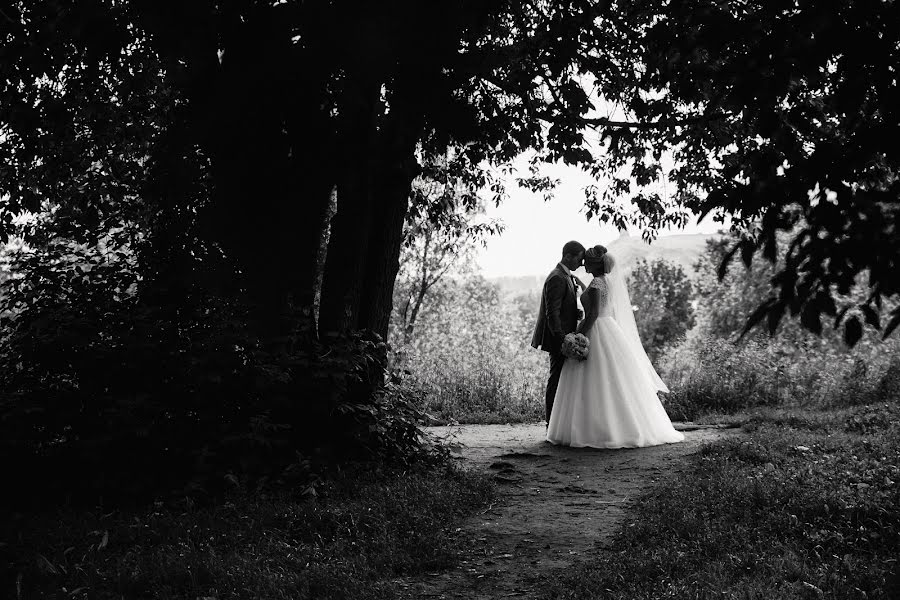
[474, 160, 725, 278]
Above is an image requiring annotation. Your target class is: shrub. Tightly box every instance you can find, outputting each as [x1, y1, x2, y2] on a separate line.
[0, 241, 436, 507]
[659, 332, 900, 421]
[658, 231, 900, 421]
[394, 275, 546, 424]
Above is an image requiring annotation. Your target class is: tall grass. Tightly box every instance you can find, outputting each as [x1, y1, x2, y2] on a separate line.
[542, 403, 900, 599]
[5, 464, 494, 600]
[394, 273, 900, 426]
[397, 277, 547, 424]
[659, 330, 900, 421]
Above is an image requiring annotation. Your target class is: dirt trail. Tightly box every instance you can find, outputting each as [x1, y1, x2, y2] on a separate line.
[396, 422, 742, 599]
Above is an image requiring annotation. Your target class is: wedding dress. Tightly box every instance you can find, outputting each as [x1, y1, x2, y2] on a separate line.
[546, 263, 684, 449]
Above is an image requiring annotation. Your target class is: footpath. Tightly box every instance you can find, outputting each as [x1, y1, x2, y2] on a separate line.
[396, 422, 742, 599]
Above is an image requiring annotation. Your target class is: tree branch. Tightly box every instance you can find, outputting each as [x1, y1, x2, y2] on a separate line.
[0, 7, 18, 26]
[455, 1, 612, 77]
[579, 114, 720, 130]
[478, 72, 725, 132]
[425, 256, 457, 291]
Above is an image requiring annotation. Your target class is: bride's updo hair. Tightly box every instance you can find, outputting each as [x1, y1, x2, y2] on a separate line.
[583, 244, 609, 274]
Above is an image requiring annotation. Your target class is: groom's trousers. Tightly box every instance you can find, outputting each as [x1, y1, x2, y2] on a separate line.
[545, 350, 566, 423]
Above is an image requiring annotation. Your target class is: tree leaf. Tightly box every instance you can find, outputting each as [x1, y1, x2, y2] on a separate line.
[800, 303, 822, 335]
[833, 306, 850, 329]
[844, 316, 863, 347]
[717, 242, 741, 281]
[767, 301, 785, 334]
[740, 298, 778, 338]
[883, 309, 900, 340]
[740, 239, 756, 268]
[816, 291, 837, 317]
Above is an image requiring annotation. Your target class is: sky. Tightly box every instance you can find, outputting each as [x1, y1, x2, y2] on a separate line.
[474, 160, 726, 278]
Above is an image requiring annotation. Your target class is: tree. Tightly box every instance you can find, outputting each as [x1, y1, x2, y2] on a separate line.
[392, 153, 503, 345]
[4, 1, 899, 351]
[3, 1, 899, 503]
[393, 224, 476, 346]
[1, 1, 645, 503]
[628, 259, 696, 362]
[694, 233, 898, 349]
[0, 1, 701, 347]
[584, 0, 900, 345]
[694, 236, 780, 340]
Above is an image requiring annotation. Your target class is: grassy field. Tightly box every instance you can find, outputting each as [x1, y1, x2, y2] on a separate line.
[7, 397, 898, 600]
[8, 317, 899, 599]
[3, 463, 493, 600]
[542, 402, 900, 599]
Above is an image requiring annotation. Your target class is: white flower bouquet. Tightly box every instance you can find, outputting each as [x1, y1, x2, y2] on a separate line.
[561, 332, 590, 360]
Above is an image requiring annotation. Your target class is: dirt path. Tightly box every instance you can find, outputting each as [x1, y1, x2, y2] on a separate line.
[396, 422, 742, 599]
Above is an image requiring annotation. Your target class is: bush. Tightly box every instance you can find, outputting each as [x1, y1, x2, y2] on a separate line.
[660, 333, 900, 421]
[660, 336, 789, 421]
[395, 275, 546, 424]
[0, 241, 436, 507]
[657, 231, 900, 422]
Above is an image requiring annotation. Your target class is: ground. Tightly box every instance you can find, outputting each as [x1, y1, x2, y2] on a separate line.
[396, 422, 742, 599]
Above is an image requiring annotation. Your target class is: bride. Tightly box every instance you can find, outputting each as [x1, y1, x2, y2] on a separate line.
[546, 245, 684, 448]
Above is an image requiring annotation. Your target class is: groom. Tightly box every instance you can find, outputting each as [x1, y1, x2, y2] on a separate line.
[532, 241, 593, 424]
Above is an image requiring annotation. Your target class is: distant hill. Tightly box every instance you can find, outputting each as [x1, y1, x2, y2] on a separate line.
[604, 231, 718, 280]
[490, 231, 719, 297]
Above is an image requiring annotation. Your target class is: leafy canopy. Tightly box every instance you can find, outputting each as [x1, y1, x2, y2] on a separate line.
[585, 0, 900, 344]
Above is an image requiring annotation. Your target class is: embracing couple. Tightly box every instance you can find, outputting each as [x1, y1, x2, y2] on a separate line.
[531, 241, 684, 448]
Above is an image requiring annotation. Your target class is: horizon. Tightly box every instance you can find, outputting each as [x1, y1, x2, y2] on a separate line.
[482, 230, 720, 281]
[474, 161, 728, 278]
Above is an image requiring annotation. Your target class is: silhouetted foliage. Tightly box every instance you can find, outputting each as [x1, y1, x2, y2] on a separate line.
[0, 233, 434, 507]
[593, 1, 900, 344]
[2, 0, 898, 506]
[694, 233, 899, 345]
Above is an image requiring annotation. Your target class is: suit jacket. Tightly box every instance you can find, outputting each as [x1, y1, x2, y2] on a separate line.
[531, 265, 579, 354]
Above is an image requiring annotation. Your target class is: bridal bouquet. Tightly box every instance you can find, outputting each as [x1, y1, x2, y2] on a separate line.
[561, 333, 590, 360]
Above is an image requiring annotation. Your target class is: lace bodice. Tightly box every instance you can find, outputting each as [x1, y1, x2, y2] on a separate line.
[582, 276, 612, 317]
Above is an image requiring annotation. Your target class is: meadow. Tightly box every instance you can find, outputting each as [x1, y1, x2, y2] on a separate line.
[391, 237, 900, 598]
[5, 463, 494, 599]
[395, 237, 900, 428]
[7, 237, 898, 599]
[545, 402, 900, 599]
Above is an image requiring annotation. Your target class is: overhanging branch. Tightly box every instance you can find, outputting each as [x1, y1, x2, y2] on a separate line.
[477, 73, 727, 132]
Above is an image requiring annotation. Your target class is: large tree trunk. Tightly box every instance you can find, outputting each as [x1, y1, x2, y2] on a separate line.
[317, 80, 382, 335]
[287, 90, 339, 342]
[177, 7, 336, 351]
[316, 170, 373, 334]
[357, 117, 421, 341]
[207, 31, 302, 351]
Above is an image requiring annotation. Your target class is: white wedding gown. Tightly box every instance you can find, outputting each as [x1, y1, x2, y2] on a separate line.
[546, 274, 684, 449]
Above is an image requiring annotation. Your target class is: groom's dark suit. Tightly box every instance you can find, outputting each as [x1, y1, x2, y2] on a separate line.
[531, 264, 580, 423]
